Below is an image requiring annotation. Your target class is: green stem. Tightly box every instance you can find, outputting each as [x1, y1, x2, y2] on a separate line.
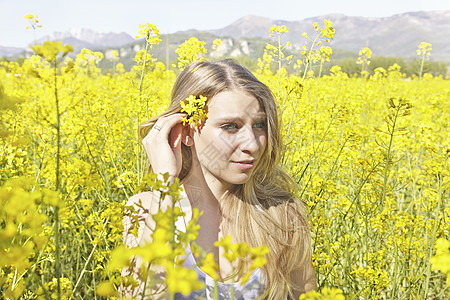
[343, 162, 381, 220]
[391, 237, 399, 299]
[381, 106, 400, 206]
[55, 206, 61, 300]
[54, 60, 61, 300]
[316, 134, 350, 198]
[315, 61, 324, 112]
[54, 61, 60, 192]
[286, 111, 336, 165]
[72, 244, 97, 293]
[277, 33, 282, 104]
[418, 53, 425, 81]
[423, 172, 443, 298]
[213, 280, 219, 300]
[136, 39, 151, 186]
[302, 33, 320, 81]
[32, 272, 50, 299]
[318, 60, 324, 79]
[141, 262, 153, 300]
[283, 33, 320, 156]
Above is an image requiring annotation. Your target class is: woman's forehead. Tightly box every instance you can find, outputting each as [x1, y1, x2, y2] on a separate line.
[207, 90, 265, 117]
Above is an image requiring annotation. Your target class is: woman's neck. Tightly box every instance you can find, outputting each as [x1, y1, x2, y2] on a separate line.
[183, 156, 232, 208]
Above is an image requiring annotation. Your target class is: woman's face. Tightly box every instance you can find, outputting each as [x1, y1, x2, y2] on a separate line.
[192, 89, 268, 188]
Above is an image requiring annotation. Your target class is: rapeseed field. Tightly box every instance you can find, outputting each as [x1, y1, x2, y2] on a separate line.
[1, 20, 448, 299]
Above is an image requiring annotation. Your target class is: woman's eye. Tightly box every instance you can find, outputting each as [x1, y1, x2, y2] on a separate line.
[253, 121, 267, 129]
[221, 123, 239, 131]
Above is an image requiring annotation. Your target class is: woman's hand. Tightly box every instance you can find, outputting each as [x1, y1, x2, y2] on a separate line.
[142, 113, 187, 182]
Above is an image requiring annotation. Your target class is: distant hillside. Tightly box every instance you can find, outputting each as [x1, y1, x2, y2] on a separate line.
[0, 28, 135, 58]
[36, 28, 135, 53]
[0, 46, 23, 57]
[206, 11, 450, 61]
[1, 10, 449, 63]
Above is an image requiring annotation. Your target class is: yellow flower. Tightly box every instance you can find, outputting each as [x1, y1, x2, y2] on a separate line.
[430, 238, 450, 285]
[249, 255, 267, 270]
[214, 235, 269, 285]
[319, 46, 333, 62]
[107, 245, 132, 272]
[165, 263, 205, 296]
[135, 23, 161, 45]
[313, 22, 319, 31]
[201, 252, 219, 281]
[96, 281, 119, 298]
[24, 14, 42, 30]
[269, 25, 288, 36]
[300, 287, 346, 299]
[417, 42, 432, 57]
[36, 277, 74, 299]
[321, 19, 335, 41]
[212, 39, 223, 51]
[32, 41, 73, 63]
[174, 37, 207, 70]
[356, 47, 372, 65]
[181, 95, 208, 128]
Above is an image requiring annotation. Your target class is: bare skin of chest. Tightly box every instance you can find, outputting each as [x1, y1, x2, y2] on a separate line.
[184, 202, 246, 284]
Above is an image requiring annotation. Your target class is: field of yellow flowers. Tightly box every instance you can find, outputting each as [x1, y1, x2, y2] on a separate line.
[1, 20, 449, 299]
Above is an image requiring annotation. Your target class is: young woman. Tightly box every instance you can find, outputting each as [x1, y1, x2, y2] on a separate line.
[123, 59, 316, 299]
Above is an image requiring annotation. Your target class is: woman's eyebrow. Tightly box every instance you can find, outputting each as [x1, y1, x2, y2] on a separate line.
[215, 112, 267, 122]
[213, 117, 243, 125]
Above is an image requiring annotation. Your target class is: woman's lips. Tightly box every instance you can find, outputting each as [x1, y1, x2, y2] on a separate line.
[233, 160, 255, 170]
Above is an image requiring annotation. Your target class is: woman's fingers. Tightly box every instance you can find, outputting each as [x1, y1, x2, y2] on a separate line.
[171, 123, 183, 176]
[142, 113, 184, 147]
[151, 113, 185, 138]
[142, 113, 187, 179]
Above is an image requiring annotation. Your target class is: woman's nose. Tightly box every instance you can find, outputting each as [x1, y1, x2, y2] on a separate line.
[238, 126, 260, 153]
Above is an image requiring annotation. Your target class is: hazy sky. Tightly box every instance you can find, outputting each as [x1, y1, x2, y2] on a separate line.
[1, 0, 449, 47]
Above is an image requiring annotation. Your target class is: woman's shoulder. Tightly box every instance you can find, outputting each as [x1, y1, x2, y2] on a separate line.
[125, 189, 177, 216]
[123, 188, 187, 247]
[123, 191, 160, 248]
[126, 191, 155, 209]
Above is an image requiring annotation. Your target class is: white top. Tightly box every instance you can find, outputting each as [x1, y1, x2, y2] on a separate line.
[174, 198, 266, 299]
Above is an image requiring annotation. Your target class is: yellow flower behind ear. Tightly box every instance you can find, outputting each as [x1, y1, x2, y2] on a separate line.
[181, 95, 208, 128]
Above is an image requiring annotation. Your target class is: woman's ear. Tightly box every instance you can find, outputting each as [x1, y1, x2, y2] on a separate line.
[182, 126, 194, 146]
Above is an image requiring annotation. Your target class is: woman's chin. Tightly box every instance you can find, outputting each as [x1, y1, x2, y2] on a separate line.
[226, 174, 252, 186]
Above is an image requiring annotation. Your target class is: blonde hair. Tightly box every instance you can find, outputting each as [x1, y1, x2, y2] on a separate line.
[139, 59, 312, 299]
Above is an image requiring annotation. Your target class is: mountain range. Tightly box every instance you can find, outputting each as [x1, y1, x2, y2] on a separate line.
[209, 10, 450, 61]
[38, 28, 136, 50]
[1, 10, 449, 62]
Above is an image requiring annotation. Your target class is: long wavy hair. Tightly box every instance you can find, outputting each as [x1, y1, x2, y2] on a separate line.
[139, 59, 312, 299]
